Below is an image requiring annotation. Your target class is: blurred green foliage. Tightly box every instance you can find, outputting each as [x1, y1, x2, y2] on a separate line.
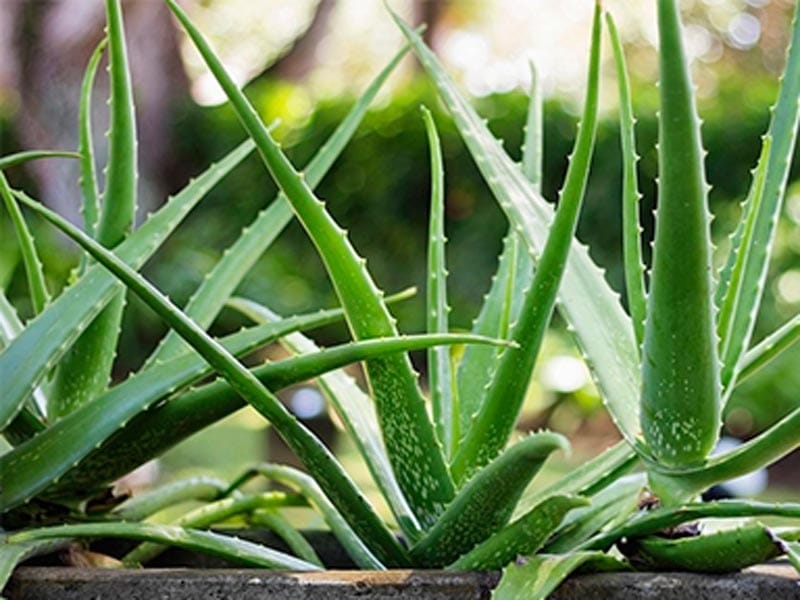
[2, 71, 798, 437]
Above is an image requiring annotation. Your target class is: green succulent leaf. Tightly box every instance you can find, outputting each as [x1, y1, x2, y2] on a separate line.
[248, 509, 324, 568]
[0, 151, 80, 170]
[455, 64, 541, 445]
[410, 432, 568, 567]
[78, 37, 108, 241]
[13, 192, 408, 566]
[167, 0, 454, 530]
[607, 13, 647, 348]
[641, 0, 721, 469]
[146, 39, 411, 366]
[492, 551, 628, 600]
[113, 476, 229, 521]
[226, 464, 386, 570]
[736, 314, 800, 385]
[390, 6, 642, 448]
[235, 296, 423, 543]
[51, 0, 140, 419]
[421, 106, 457, 458]
[122, 491, 304, 566]
[543, 473, 645, 554]
[0, 139, 254, 431]
[7, 523, 320, 571]
[0, 174, 50, 315]
[717, 1, 800, 389]
[451, 1, 602, 482]
[621, 524, 799, 573]
[449, 494, 588, 571]
[645, 406, 800, 503]
[516, 440, 639, 516]
[584, 499, 800, 552]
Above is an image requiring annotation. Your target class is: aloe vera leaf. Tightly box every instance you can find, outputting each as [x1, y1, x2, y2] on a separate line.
[450, 3, 602, 483]
[0, 151, 80, 170]
[410, 432, 568, 567]
[0, 140, 254, 430]
[456, 66, 541, 443]
[113, 476, 229, 521]
[492, 552, 628, 600]
[449, 495, 588, 571]
[227, 464, 385, 569]
[646, 405, 800, 503]
[15, 195, 410, 567]
[168, 0, 453, 530]
[4, 295, 485, 520]
[717, 2, 800, 389]
[521, 61, 543, 189]
[543, 474, 645, 554]
[1, 174, 50, 314]
[718, 142, 771, 393]
[622, 524, 796, 573]
[50, 0, 138, 419]
[715, 139, 770, 351]
[516, 440, 638, 517]
[456, 235, 522, 436]
[391, 9, 642, 449]
[249, 509, 323, 567]
[607, 14, 647, 348]
[640, 0, 722, 470]
[146, 43, 411, 367]
[2, 306, 349, 506]
[122, 491, 304, 566]
[584, 499, 800, 552]
[8, 523, 320, 571]
[238, 297, 423, 543]
[421, 106, 457, 457]
[0, 540, 70, 597]
[78, 38, 108, 240]
[46, 333, 497, 503]
[736, 314, 800, 385]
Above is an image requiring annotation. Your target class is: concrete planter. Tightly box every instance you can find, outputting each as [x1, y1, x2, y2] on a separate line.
[6, 531, 799, 599]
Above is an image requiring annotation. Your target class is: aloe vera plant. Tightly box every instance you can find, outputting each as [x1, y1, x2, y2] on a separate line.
[3, 0, 800, 597]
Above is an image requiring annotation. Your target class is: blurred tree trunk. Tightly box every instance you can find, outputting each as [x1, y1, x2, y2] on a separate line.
[3, 0, 187, 224]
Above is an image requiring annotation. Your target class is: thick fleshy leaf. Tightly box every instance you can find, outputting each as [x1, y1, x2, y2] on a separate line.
[492, 552, 627, 600]
[621, 524, 799, 573]
[421, 106, 456, 458]
[50, 0, 139, 419]
[248, 509, 323, 567]
[542, 473, 645, 553]
[736, 314, 800, 385]
[607, 13, 647, 348]
[0, 140, 254, 430]
[146, 40, 411, 366]
[234, 296, 423, 543]
[391, 8, 642, 448]
[0, 540, 70, 597]
[1, 174, 49, 314]
[122, 491, 304, 566]
[641, 0, 721, 470]
[14, 193, 409, 566]
[410, 432, 568, 567]
[113, 476, 228, 521]
[0, 151, 79, 170]
[584, 499, 800, 552]
[78, 38, 107, 240]
[716, 1, 800, 389]
[450, 2, 602, 482]
[226, 464, 385, 570]
[8, 523, 320, 571]
[449, 495, 588, 571]
[167, 0, 453, 529]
